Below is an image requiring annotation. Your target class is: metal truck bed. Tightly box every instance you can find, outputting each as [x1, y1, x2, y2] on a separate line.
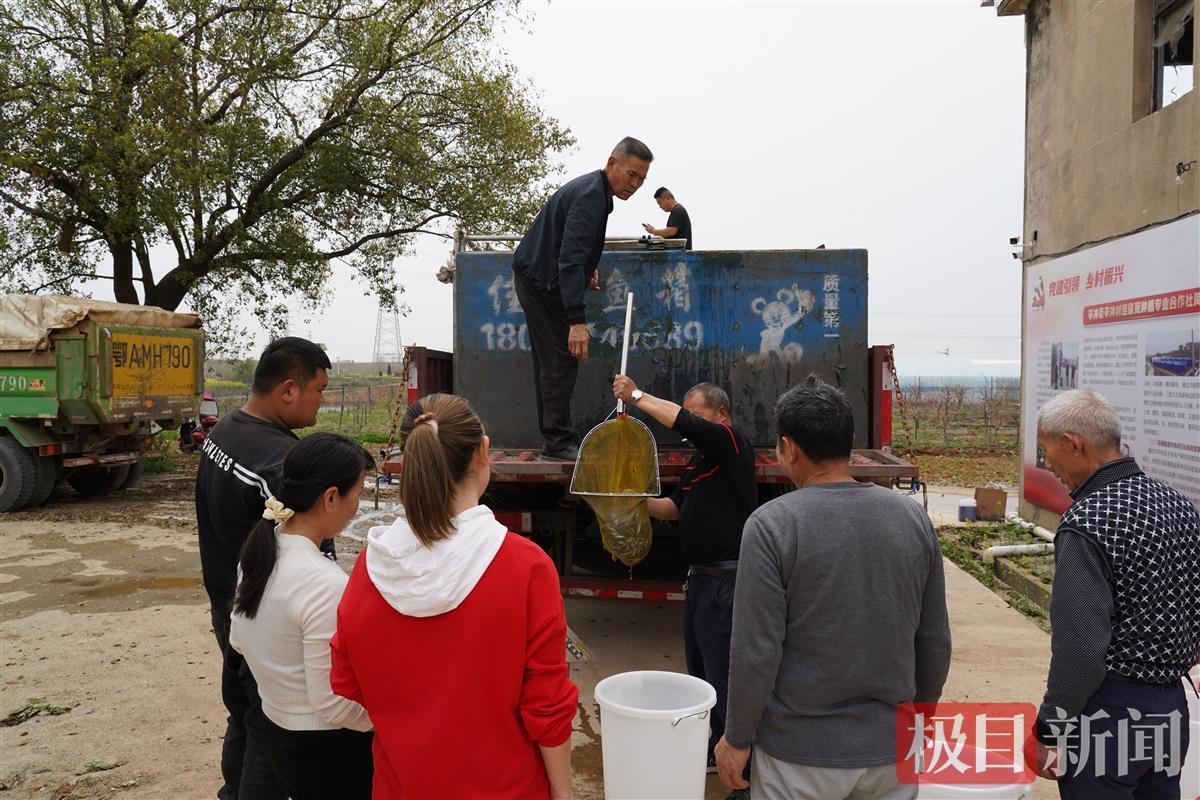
[478, 447, 916, 483]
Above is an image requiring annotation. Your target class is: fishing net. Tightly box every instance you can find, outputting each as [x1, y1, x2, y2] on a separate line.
[570, 414, 661, 568]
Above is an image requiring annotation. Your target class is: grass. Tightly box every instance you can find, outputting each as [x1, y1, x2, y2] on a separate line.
[1010, 552, 1057, 585]
[143, 430, 179, 474]
[2, 698, 71, 727]
[936, 523, 1052, 631]
[204, 378, 246, 390]
[889, 385, 1021, 487]
[909, 453, 1019, 488]
[302, 403, 400, 447]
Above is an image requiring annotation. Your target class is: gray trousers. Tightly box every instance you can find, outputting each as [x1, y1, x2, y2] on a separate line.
[752, 749, 917, 800]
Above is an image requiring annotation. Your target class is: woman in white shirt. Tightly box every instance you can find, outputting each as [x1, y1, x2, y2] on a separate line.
[230, 432, 374, 799]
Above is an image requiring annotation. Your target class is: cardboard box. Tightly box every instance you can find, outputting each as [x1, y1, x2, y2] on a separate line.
[974, 487, 1008, 521]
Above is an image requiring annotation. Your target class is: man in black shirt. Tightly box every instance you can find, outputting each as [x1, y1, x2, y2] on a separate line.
[613, 374, 756, 790]
[513, 136, 653, 460]
[643, 187, 693, 249]
[195, 337, 330, 800]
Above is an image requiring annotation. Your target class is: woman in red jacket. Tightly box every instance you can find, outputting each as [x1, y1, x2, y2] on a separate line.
[331, 393, 577, 799]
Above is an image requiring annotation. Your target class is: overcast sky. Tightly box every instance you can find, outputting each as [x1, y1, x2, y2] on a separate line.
[78, 0, 1030, 377]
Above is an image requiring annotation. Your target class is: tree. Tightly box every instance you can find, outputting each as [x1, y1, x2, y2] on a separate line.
[1, 0, 571, 350]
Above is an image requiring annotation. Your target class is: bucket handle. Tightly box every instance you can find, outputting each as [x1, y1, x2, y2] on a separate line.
[671, 709, 710, 727]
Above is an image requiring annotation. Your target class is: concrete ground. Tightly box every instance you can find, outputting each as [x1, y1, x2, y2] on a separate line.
[922, 484, 1020, 526]
[565, 554, 1056, 800]
[1, 474, 1056, 799]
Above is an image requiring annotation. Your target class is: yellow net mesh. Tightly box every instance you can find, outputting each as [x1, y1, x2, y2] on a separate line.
[570, 415, 661, 568]
[585, 496, 653, 567]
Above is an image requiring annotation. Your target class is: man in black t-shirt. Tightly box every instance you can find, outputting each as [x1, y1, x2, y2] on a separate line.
[195, 337, 330, 800]
[643, 187, 693, 249]
[613, 375, 755, 791]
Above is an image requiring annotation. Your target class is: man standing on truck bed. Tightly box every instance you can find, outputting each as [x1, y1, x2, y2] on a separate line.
[513, 136, 654, 461]
[613, 375, 755, 797]
[195, 337, 331, 800]
[642, 187, 693, 249]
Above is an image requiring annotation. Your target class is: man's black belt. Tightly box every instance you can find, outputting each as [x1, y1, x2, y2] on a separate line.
[687, 561, 738, 578]
[1106, 670, 1174, 687]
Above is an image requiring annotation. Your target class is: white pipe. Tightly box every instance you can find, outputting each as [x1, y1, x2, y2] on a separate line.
[1006, 511, 1056, 543]
[985, 542, 1055, 560]
[616, 292, 634, 414]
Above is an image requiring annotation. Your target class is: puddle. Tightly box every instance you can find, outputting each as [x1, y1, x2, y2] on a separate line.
[78, 577, 202, 598]
[344, 500, 403, 541]
[3, 550, 82, 568]
[75, 559, 129, 578]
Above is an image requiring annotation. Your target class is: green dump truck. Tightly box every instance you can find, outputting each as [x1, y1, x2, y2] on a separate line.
[0, 295, 205, 512]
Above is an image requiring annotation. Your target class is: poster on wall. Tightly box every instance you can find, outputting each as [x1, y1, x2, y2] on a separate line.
[1022, 214, 1200, 513]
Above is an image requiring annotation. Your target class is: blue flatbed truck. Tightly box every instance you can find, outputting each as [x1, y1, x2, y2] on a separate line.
[389, 240, 919, 597]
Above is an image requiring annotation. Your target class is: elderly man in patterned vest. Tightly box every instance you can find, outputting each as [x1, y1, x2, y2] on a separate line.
[1029, 388, 1200, 799]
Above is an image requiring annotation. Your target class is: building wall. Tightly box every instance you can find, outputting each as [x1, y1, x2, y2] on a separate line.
[1015, 0, 1198, 528]
[1021, 0, 1198, 262]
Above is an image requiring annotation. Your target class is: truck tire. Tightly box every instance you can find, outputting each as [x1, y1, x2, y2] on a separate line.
[26, 455, 58, 509]
[0, 437, 37, 512]
[67, 464, 131, 497]
[118, 459, 145, 491]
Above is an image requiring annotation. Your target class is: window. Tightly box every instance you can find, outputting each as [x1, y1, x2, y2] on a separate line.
[1153, 0, 1195, 111]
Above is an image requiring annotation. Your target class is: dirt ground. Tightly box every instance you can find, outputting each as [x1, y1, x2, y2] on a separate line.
[1, 470, 1057, 800]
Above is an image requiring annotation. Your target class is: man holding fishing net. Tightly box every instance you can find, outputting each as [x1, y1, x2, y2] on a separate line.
[613, 375, 756, 793]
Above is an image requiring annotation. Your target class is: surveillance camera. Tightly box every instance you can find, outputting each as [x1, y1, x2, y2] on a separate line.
[1009, 237, 1020, 246]
[1012, 252, 1020, 260]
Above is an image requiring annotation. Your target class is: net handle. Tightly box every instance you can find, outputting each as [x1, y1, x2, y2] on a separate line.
[616, 291, 634, 414]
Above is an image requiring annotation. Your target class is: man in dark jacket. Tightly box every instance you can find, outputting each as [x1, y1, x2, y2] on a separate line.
[1030, 388, 1199, 798]
[514, 136, 653, 460]
[195, 336, 330, 800]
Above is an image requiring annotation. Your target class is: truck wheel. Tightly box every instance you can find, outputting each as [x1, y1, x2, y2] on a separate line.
[26, 455, 58, 508]
[0, 437, 37, 512]
[118, 460, 145, 491]
[67, 464, 131, 497]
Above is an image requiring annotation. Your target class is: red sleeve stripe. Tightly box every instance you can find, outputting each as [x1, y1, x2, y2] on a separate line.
[721, 424, 740, 455]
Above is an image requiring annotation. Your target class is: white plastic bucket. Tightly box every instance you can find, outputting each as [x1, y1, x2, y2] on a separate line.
[594, 670, 716, 800]
[916, 746, 1032, 799]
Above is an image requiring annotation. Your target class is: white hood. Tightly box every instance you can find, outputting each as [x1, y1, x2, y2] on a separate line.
[365, 505, 507, 618]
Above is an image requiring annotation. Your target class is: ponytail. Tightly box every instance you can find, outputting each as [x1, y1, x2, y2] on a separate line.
[233, 432, 374, 618]
[399, 394, 485, 546]
[233, 519, 279, 618]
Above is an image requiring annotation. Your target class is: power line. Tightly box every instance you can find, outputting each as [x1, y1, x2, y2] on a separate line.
[873, 332, 1020, 339]
[872, 311, 1019, 319]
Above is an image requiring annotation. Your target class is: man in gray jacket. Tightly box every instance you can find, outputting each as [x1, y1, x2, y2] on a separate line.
[715, 376, 952, 800]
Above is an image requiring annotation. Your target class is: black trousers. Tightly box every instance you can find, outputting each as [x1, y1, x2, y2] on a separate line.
[210, 604, 286, 800]
[260, 715, 373, 800]
[1057, 676, 1190, 800]
[513, 268, 579, 452]
[684, 574, 736, 761]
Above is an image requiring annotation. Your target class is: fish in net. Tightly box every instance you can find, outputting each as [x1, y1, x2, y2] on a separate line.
[570, 415, 661, 568]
